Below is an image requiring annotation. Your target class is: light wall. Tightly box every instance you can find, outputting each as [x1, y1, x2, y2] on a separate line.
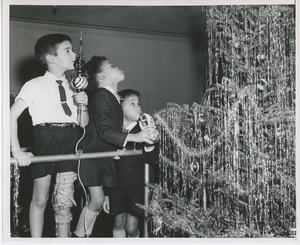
[10, 20, 206, 114]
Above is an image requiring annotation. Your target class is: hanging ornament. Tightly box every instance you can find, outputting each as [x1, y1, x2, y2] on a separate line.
[71, 31, 88, 92]
[190, 158, 200, 173]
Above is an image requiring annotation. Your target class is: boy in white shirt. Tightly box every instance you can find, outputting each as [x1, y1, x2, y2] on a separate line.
[10, 33, 89, 237]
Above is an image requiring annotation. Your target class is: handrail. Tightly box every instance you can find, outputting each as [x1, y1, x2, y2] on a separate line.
[10, 149, 143, 165]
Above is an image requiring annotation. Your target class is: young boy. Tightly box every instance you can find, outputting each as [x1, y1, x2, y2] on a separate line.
[74, 56, 158, 237]
[10, 33, 89, 237]
[106, 89, 159, 238]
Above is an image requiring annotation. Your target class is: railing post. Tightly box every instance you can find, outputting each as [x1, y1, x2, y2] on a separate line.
[144, 163, 149, 237]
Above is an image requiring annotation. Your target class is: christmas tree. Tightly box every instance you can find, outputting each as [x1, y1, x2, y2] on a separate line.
[140, 5, 295, 238]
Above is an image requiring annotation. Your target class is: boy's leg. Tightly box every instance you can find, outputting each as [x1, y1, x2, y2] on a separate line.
[29, 174, 52, 237]
[74, 206, 99, 237]
[74, 186, 103, 237]
[113, 213, 126, 237]
[56, 208, 72, 237]
[52, 171, 77, 237]
[125, 214, 139, 237]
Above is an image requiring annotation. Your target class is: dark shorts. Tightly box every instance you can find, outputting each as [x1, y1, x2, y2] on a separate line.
[76, 157, 116, 188]
[109, 185, 145, 217]
[30, 125, 81, 179]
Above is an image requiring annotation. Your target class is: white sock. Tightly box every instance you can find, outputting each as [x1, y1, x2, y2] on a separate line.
[74, 206, 99, 237]
[113, 229, 126, 237]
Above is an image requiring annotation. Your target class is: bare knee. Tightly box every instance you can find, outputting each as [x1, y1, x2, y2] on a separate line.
[126, 224, 138, 236]
[31, 193, 49, 208]
[125, 217, 139, 236]
[114, 214, 126, 230]
[88, 197, 104, 211]
[31, 175, 51, 209]
[87, 186, 105, 212]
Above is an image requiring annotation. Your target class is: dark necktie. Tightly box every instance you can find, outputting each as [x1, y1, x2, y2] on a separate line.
[56, 80, 72, 116]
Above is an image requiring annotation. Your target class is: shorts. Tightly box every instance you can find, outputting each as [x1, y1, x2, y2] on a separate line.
[76, 157, 116, 188]
[30, 125, 81, 179]
[109, 184, 145, 217]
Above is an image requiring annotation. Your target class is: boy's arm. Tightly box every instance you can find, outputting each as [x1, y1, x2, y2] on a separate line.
[92, 94, 127, 147]
[125, 129, 156, 145]
[143, 141, 160, 165]
[126, 121, 160, 145]
[10, 99, 33, 166]
[92, 93, 155, 146]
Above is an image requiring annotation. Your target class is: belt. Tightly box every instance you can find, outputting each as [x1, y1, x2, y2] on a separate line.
[37, 122, 78, 128]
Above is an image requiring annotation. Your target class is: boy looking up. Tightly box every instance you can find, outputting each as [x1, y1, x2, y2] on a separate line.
[107, 89, 159, 238]
[74, 56, 158, 237]
[10, 33, 89, 237]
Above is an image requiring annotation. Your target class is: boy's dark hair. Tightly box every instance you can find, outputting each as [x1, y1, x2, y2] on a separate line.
[34, 33, 72, 65]
[118, 89, 140, 102]
[84, 56, 108, 95]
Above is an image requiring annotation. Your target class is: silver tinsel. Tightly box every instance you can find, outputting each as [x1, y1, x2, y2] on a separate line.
[143, 5, 295, 238]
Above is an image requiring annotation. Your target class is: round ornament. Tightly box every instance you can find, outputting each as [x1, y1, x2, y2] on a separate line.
[190, 159, 200, 173]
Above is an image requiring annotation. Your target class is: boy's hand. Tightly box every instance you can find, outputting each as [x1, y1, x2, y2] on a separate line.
[103, 196, 110, 214]
[74, 91, 88, 105]
[149, 128, 160, 144]
[134, 127, 159, 144]
[138, 113, 159, 144]
[12, 150, 33, 166]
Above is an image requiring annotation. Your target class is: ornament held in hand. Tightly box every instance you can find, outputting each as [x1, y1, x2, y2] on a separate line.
[72, 75, 88, 92]
[139, 112, 160, 144]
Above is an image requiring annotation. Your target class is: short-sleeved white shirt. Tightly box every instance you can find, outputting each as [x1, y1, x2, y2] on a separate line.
[16, 71, 78, 125]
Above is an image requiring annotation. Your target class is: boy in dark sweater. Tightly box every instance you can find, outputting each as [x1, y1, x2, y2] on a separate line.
[107, 89, 159, 237]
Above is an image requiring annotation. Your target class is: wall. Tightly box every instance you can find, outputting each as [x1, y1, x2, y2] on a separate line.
[10, 19, 206, 114]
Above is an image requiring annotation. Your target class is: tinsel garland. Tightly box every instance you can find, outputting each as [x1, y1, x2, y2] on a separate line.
[141, 5, 295, 238]
[11, 160, 20, 237]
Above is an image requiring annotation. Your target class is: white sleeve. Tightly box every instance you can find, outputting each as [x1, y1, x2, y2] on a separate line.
[15, 81, 38, 107]
[144, 145, 155, 152]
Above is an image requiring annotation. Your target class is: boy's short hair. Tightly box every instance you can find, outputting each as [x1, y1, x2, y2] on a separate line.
[118, 89, 140, 102]
[85, 55, 108, 93]
[34, 33, 72, 65]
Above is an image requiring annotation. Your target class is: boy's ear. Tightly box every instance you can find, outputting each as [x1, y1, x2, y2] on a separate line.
[97, 73, 106, 80]
[45, 54, 56, 64]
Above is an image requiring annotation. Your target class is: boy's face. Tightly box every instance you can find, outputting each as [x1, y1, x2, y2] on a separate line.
[122, 94, 142, 123]
[100, 60, 125, 82]
[53, 40, 76, 71]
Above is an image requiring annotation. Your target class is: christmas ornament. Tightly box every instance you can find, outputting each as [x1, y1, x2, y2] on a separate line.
[190, 158, 200, 173]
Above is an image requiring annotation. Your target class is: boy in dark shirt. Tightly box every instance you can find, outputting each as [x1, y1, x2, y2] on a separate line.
[107, 89, 159, 237]
[74, 56, 158, 237]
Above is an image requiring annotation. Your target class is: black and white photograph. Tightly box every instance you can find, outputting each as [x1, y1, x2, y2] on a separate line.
[2, 0, 298, 244]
